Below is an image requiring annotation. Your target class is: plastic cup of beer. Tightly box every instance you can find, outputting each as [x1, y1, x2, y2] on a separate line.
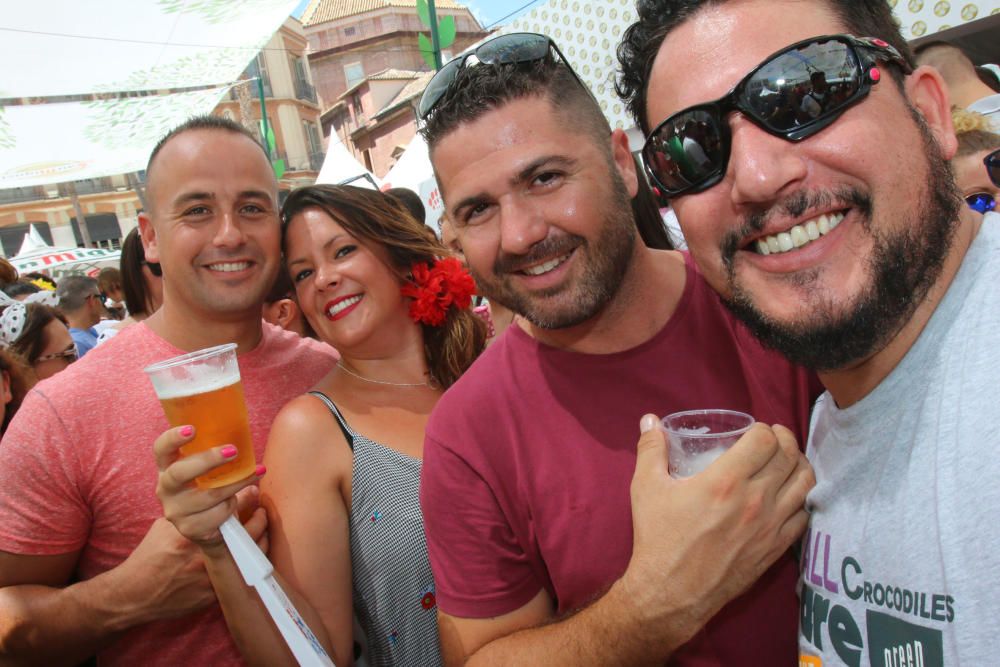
[662, 409, 755, 478]
[144, 343, 256, 489]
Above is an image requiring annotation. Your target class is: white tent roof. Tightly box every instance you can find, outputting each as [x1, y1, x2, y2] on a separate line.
[0, 0, 299, 188]
[1, 88, 230, 188]
[382, 133, 444, 229]
[16, 225, 53, 257]
[315, 138, 381, 190]
[2, 0, 299, 98]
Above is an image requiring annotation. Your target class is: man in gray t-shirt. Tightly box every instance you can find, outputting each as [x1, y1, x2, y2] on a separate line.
[619, 0, 999, 663]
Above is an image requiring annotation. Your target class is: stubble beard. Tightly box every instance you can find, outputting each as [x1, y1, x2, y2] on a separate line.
[469, 169, 637, 330]
[720, 109, 962, 371]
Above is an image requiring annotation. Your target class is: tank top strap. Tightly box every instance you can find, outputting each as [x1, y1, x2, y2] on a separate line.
[307, 390, 356, 451]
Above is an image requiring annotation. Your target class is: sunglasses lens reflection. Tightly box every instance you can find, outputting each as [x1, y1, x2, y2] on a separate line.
[966, 193, 996, 214]
[744, 41, 860, 130]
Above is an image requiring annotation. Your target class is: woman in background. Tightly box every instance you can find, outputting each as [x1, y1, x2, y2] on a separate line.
[0, 348, 34, 433]
[952, 108, 1000, 214]
[0, 294, 75, 381]
[98, 228, 163, 344]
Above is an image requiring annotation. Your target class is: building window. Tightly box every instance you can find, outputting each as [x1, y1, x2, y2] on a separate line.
[247, 54, 272, 97]
[291, 57, 317, 103]
[304, 120, 324, 170]
[344, 62, 364, 87]
[344, 26, 356, 36]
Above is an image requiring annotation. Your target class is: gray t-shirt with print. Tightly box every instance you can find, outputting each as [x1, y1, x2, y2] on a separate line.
[799, 213, 1000, 666]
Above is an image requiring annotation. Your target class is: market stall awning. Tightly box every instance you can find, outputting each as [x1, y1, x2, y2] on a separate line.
[1, 0, 300, 98]
[6, 227, 121, 279]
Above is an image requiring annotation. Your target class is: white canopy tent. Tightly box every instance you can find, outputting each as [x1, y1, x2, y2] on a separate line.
[314, 138, 381, 190]
[10, 226, 120, 279]
[381, 133, 444, 229]
[1, 88, 230, 188]
[2, 0, 300, 98]
[0, 0, 300, 188]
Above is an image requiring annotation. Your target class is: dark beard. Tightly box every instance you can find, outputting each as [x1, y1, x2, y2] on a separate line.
[469, 168, 637, 330]
[720, 109, 962, 371]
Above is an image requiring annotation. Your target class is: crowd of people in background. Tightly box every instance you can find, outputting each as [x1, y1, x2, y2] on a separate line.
[0, 1, 998, 665]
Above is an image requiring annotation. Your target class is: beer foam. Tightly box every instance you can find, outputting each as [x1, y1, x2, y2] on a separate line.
[149, 364, 241, 400]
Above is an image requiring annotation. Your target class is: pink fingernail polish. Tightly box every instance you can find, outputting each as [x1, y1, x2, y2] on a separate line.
[179, 425, 194, 437]
[255, 464, 267, 477]
[220, 445, 238, 458]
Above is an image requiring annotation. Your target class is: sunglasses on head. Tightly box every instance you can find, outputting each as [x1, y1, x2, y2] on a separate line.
[418, 32, 589, 119]
[642, 34, 911, 199]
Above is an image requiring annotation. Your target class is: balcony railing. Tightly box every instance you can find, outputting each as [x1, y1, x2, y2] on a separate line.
[294, 78, 318, 104]
[0, 186, 48, 205]
[58, 177, 116, 197]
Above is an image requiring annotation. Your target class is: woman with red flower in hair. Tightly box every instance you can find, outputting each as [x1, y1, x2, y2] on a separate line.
[154, 185, 487, 667]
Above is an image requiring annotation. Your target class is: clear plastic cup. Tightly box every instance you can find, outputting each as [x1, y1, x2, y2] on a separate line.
[144, 343, 255, 489]
[662, 409, 755, 478]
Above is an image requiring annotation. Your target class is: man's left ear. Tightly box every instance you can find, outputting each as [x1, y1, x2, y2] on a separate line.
[610, 129, 640, 198]
[905, 65, 958, 160]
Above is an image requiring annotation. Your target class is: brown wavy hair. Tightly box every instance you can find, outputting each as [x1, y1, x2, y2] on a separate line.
[0, 347, 33, 433]
[2, 303, 67, 366]
[952, 108, 1000, 158]
[281, 184, 487, 389]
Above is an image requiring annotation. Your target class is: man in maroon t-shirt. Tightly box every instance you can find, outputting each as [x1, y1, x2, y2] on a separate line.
[418, 34, 818, 665]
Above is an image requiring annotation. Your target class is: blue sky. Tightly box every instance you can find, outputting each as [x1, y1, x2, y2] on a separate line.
[292, 0, 538, 30]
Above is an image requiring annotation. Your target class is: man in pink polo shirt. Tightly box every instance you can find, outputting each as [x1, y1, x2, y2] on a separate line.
[0, 116, 336, 665]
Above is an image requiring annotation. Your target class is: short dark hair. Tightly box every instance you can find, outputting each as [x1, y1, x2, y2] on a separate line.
[120, 228, 158, 317]
[617, 0, 915, 133]
[55, 275, 99, 312]
[420, 54, 611, 156]
[145, 114, 269, 188]
[386, 187, 426, 224]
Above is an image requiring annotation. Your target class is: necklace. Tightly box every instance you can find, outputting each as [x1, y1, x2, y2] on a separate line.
[337, 361, 429, 387]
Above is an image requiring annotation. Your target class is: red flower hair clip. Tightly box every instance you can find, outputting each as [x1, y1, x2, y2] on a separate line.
[401, 257, 476, 326]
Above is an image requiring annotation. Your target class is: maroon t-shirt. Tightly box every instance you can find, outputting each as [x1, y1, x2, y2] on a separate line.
[421, 253, 821, 664]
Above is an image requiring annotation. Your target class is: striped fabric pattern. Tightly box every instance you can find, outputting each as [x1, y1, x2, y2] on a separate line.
[309, 391, 442, 667]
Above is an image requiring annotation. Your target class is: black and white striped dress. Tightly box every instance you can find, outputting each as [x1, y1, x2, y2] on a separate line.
[309, 391, 442, 667]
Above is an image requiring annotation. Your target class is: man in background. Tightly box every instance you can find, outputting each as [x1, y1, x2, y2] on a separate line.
[56, 274, 106, 357]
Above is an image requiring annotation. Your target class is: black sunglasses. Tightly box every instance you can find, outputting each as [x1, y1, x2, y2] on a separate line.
[642, 34, 911, 199]
[418, 32, 589, 119]
[986, 148, 1000, 187]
